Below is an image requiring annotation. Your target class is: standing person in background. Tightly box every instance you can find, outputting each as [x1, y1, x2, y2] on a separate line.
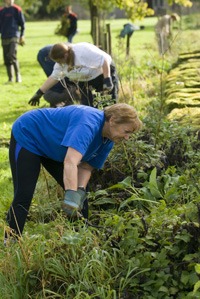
[28, 42, 118, 107]
[64, 5, 78, 43]
[0, 0, 25, 83]
[155, 13, 180, 55]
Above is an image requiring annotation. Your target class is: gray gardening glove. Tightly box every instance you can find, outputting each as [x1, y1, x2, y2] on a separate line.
[77, 187, 87, 209]
[62, 189, 83, 217]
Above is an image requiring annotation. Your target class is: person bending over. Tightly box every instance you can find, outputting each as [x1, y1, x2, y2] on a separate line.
[37, 44, 79, 107]
[6, 103, 142, 240]
[29, 42, 118, 107]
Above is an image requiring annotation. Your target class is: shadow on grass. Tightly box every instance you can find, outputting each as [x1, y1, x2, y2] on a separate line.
[0, 107, 29, 124]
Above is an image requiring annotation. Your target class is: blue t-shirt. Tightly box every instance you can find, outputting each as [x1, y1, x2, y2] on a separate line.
[12, 105, 114, 169]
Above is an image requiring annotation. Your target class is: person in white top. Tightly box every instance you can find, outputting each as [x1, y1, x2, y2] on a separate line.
[29, 42, 118, 107]
[155, 13, 180, 55]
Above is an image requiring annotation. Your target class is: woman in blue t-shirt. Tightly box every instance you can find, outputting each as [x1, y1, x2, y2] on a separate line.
[6, 103, 142, 239]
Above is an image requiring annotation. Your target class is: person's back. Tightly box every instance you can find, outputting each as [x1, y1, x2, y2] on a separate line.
[37, 44, 79, 107]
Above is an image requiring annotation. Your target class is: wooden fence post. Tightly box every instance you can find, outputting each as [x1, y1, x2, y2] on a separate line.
[126, 35, 130, 56]
[106, 23, 112, 55]
[93, 16, 99, 46]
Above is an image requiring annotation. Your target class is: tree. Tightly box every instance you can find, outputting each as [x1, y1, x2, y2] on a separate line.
[12, 0, 193, 40]
[47, 0, 193, 43]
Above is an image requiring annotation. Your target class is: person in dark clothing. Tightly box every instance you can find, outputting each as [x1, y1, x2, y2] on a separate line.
[0, 0, 25, 83]
[64, 5, 78, 43]
[37, 45, 79, 107]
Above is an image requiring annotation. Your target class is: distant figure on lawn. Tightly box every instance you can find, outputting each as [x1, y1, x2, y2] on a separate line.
[0, 0, 25, 83]
[155, 13, 180, 55]
[119, 23, 145, 38]
[64, 5, 78, 43]
[55, 5, 78, 43]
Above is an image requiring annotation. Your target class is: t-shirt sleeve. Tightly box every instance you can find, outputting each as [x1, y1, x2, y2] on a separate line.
[83, 142, 114, 169]
[61, 123, 95, 156]
[51, 63, 65, 80]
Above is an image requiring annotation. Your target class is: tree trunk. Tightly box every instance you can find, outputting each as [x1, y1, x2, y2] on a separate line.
[88, 0, 102, 46]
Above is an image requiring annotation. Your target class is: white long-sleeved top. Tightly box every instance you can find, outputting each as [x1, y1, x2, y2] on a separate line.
[51, 42, 112, 82]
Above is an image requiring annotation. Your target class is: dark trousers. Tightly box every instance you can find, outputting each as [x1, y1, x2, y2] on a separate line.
[2, 41, 18, 65]
[7, 134, 88, 235]
[78, 64, 119, 107]
[67, 31, 77, 43]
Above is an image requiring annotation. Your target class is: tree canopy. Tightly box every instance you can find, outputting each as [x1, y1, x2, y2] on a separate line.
[47, 0, 193, 20]
[0, 0, 193, 21]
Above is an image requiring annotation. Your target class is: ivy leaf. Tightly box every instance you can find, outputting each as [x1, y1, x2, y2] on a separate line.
[108, 176, 132, 190]
[93, 197, 117, 205]
[149, 168, 163, 198]
[193, 281, 200, 294]
[195, 264, 200, 274]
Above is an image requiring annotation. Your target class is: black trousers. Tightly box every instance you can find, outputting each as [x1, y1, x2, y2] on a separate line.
[78, 65, 119, 107]
[7, 134, 88, 235]
[2, 41, 18, 66]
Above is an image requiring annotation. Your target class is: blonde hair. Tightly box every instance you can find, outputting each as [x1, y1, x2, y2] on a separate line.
[104, 103, 142, 132]
[49, 43, 75, 70]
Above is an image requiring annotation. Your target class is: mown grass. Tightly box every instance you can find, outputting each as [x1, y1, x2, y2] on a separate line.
[0, 15, 200, 298]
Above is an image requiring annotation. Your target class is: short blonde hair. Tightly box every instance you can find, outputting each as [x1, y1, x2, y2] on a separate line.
[104, 103, 142, 132]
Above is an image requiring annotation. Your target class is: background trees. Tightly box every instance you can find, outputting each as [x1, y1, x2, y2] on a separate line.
[0, 0, 194, 41]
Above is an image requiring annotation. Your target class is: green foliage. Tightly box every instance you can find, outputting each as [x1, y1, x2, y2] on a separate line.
[55, 14, 69, 36]
[168, 0, 193, 7]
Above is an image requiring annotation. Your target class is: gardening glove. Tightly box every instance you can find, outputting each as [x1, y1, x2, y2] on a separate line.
[28, 89, 44, 106]
[77, 187, 87, 209]
[103, 77, 113, 92]
[62, 189, 83, 217]
[19, 36, 25, 46]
